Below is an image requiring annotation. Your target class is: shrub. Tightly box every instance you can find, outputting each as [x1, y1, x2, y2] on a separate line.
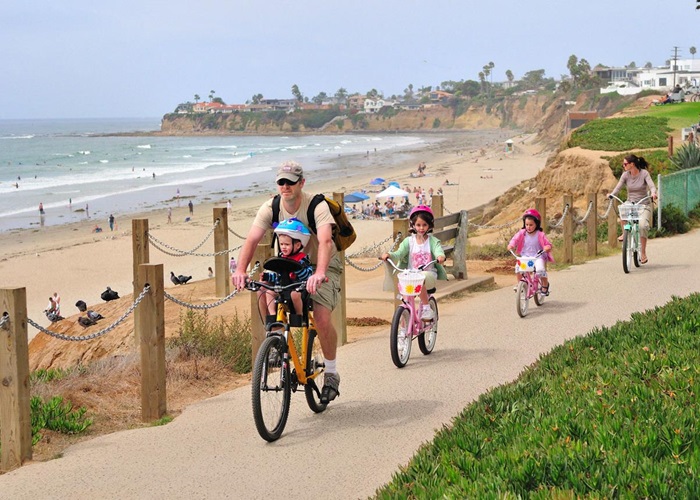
[30, 396, 93, 444]
[568, 116, 671, 151]
[432, 118, 441, 128]
[669, 141, 700, 170]
[650, 204, 690, 237]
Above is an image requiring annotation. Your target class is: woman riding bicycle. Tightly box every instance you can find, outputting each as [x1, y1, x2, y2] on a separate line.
[381, 205, 447, 320]
[608, 154, 658, 264]
[507, 209, 554, 295]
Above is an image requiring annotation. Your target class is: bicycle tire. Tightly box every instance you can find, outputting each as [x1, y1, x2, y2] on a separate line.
[251, 335, 291, 442]
[534, 276, 546, 306]
[633, 225, 640, 268]
[418, 296, 438, 355]
[304, 328, 328, 413]
[516, 280, 528, 318]
[390, 306, 412, 368]
[622, 228, 632, 274]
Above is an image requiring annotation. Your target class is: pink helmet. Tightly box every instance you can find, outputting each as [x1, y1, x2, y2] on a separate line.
[409, 205, 434, 219]
[523, 208, 542, 226]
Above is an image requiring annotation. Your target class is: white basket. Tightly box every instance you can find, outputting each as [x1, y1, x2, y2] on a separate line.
[618, 203, 640, 221]
[397, 271, 425, 296]
[515, 258, 536, 274]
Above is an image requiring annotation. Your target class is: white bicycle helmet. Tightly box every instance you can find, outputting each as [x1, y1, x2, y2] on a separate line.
[273, 218, 311, 248]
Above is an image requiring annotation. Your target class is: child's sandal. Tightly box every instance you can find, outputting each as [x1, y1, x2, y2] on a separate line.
[540, 285, 550, 296]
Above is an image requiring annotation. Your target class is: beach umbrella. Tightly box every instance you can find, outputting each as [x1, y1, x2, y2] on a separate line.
[370, 177, 385, 185]
[350, 191, 369, 200]
[376, 185, 410, 198]
[388, 181, 400, 188]
[343, 193, 368, 203]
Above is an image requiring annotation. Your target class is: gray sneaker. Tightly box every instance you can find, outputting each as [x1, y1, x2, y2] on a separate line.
[321, 372, 340, 404]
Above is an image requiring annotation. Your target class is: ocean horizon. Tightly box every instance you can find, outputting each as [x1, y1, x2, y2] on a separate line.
[0, 118, 434, 233]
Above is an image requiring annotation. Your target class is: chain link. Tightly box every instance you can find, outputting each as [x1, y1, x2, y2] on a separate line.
[574, 201, 593, 224]
[147, 232, 242, 257]
[0, 312, 9, 330]
[228, 226, 248, 239]
[345, 232, 403, 272]
[598, 198, 614, 219]
[549, 204, 570, 228]
[27, 286, 151, 342]
[346, 235, 393, 258]
[164, 289, 239, 309]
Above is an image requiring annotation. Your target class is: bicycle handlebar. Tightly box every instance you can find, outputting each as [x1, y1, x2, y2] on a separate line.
[245, 279, 307, 294]
[509, 249, 544, 259]
[384, 257, 438, 273]
[608, 194, 652, 205]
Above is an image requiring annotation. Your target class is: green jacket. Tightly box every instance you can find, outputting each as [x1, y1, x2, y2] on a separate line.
[388, 234, 448, 280]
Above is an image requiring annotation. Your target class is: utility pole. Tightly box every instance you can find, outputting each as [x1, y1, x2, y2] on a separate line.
[671, 46, 681, 87]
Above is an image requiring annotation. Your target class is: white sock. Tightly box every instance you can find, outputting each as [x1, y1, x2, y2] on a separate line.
[325, 358, 337, 374]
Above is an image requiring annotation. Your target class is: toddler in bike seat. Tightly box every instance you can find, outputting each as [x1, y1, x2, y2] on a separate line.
[260, 218, 314, 317]
[507, 209, 554, 295]
[381, 205, 447, 320]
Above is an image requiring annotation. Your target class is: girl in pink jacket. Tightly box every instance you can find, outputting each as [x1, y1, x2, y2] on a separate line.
[507, 209, 554, 295]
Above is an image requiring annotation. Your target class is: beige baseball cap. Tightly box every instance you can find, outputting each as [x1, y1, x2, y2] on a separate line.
[276, 161, 304, 182]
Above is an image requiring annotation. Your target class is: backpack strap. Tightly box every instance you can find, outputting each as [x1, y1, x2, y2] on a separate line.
[305, 194, 325, 235]
[271, 195, 281, 249]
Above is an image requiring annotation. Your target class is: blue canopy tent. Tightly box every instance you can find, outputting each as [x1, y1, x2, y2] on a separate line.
[344, 193, 369, 203]
[369, 177, 385, 185]
[388, 181, 400, 188]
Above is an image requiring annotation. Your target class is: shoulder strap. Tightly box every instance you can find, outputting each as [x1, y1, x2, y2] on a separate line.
[305, 194, 326, 235]
[270, 195, 281, 249]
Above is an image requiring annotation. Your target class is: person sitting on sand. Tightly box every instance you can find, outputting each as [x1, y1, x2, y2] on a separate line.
[93, 225, 103, 233]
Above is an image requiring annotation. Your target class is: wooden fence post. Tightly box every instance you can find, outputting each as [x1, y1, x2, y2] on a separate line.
[535, 197, 547, 233]
[132, 219, 149, 347]
[331, 192, 347, 347]
[608, 198, 619, 248]
[391, 218, 410, 311]
[251, 234, 272, 363]
[0, 288, 32, 472]
[586, 192, 598, 257]
[668, 135, 674, 157]
[136, 264, 166, 422]
[563, 194, 574, 264]
[451, 211, 468, 280]
[213, 207, 230, 298]
[431, 194, 443, 217]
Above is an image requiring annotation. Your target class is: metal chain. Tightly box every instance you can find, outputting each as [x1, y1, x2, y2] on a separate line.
[346, 235, 393, 258]
[598, 198, 614, 219]
[575, 201, 593, 224]
[345, 232, 403, 272]
[0, 312, 9, 330]
[147, 233, 242, 257]
[444, 206, 453, 214]
[228, 227, 247, 239]
[549, 204, 570, 228]
[27, 286, 151, 342]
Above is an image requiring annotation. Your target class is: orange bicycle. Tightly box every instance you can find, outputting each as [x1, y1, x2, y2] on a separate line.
[245, 257, 326, 442]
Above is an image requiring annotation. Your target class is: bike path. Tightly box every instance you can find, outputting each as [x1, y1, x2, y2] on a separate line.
[1, 230, 698, 499]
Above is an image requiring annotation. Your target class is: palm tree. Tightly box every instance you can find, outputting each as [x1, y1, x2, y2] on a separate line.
[291, 84, 303, 102]
[691, 46, 697, 59]
[506, 69, 514, 85]
[209, 90, 216, 102]
[194, 94, 200, 103]
[334, 87, 348, 105]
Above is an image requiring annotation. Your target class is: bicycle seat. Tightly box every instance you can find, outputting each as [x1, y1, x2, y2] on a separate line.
[263, 256, 304, 275]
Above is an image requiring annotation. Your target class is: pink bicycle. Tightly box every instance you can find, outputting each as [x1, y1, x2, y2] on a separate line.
[386, 258, 439, 368]
[510, 250, 546, 318]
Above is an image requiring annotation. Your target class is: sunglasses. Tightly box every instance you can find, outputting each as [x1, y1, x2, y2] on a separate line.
[276, 178, 299, 186]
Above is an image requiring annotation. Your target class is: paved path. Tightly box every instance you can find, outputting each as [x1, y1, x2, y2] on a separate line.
[1, 230, 699, 499]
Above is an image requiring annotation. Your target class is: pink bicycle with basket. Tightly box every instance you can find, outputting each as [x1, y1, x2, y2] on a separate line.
[510, 249, 547, 318]
[385, 258, 439, 368]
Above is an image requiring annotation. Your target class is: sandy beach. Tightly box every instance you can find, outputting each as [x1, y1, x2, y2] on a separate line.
[0, 130, 549, 341]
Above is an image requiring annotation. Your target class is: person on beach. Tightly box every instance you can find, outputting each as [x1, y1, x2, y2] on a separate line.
[167, 207, 172, 224]
[231, 160, 343, 404]
[207, 267, 214, 278]
[381, 205, 447, 320]
[608, 154, 657, 264]
[507, 209, 554, 295]
[188, 200, 194, 215]
[108, 214, 115, 231]
[229, 256, 237, 274]
[259, 218, 314, 318]
[39, 202, 45, 215]
[44, 295, 62, 322]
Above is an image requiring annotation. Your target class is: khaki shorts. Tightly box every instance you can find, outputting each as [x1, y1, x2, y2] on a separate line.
[422, 271, 437, 291]
[311, 256, 342, 311]
[637, 205, 652, 238]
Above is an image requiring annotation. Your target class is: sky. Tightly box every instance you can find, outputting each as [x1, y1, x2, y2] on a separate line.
[2, 0, 698, 120]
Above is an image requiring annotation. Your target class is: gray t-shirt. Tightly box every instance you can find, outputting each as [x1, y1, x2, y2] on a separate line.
[611, 169, 656, 204]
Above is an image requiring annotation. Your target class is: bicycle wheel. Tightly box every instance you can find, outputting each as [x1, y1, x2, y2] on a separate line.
[534, 278, 546, 306]
[390, 306, 412, 368]
[632, 225, 640, 268]
[418, 296, 438, 355]
[304, 328, 327, 413]
[516, 280, 528, 318]
[251, 335, 291, 442]
[622, 228, 632, 274]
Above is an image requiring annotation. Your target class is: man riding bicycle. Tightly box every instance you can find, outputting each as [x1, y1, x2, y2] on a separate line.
[231, 160, 342, 404]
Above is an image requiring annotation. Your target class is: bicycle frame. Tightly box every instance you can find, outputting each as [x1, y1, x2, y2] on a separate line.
[510, 250, 546, 318]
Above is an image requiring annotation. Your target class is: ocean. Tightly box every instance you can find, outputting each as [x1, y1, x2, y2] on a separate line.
[0, 118, 432, 232]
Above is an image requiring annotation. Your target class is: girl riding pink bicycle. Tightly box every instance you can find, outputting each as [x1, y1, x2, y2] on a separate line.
[507, 209, 554, 296]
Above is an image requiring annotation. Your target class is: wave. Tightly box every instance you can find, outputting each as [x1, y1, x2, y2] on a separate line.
[137, 144, 151, 149]
[1, 134, 34, 139]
